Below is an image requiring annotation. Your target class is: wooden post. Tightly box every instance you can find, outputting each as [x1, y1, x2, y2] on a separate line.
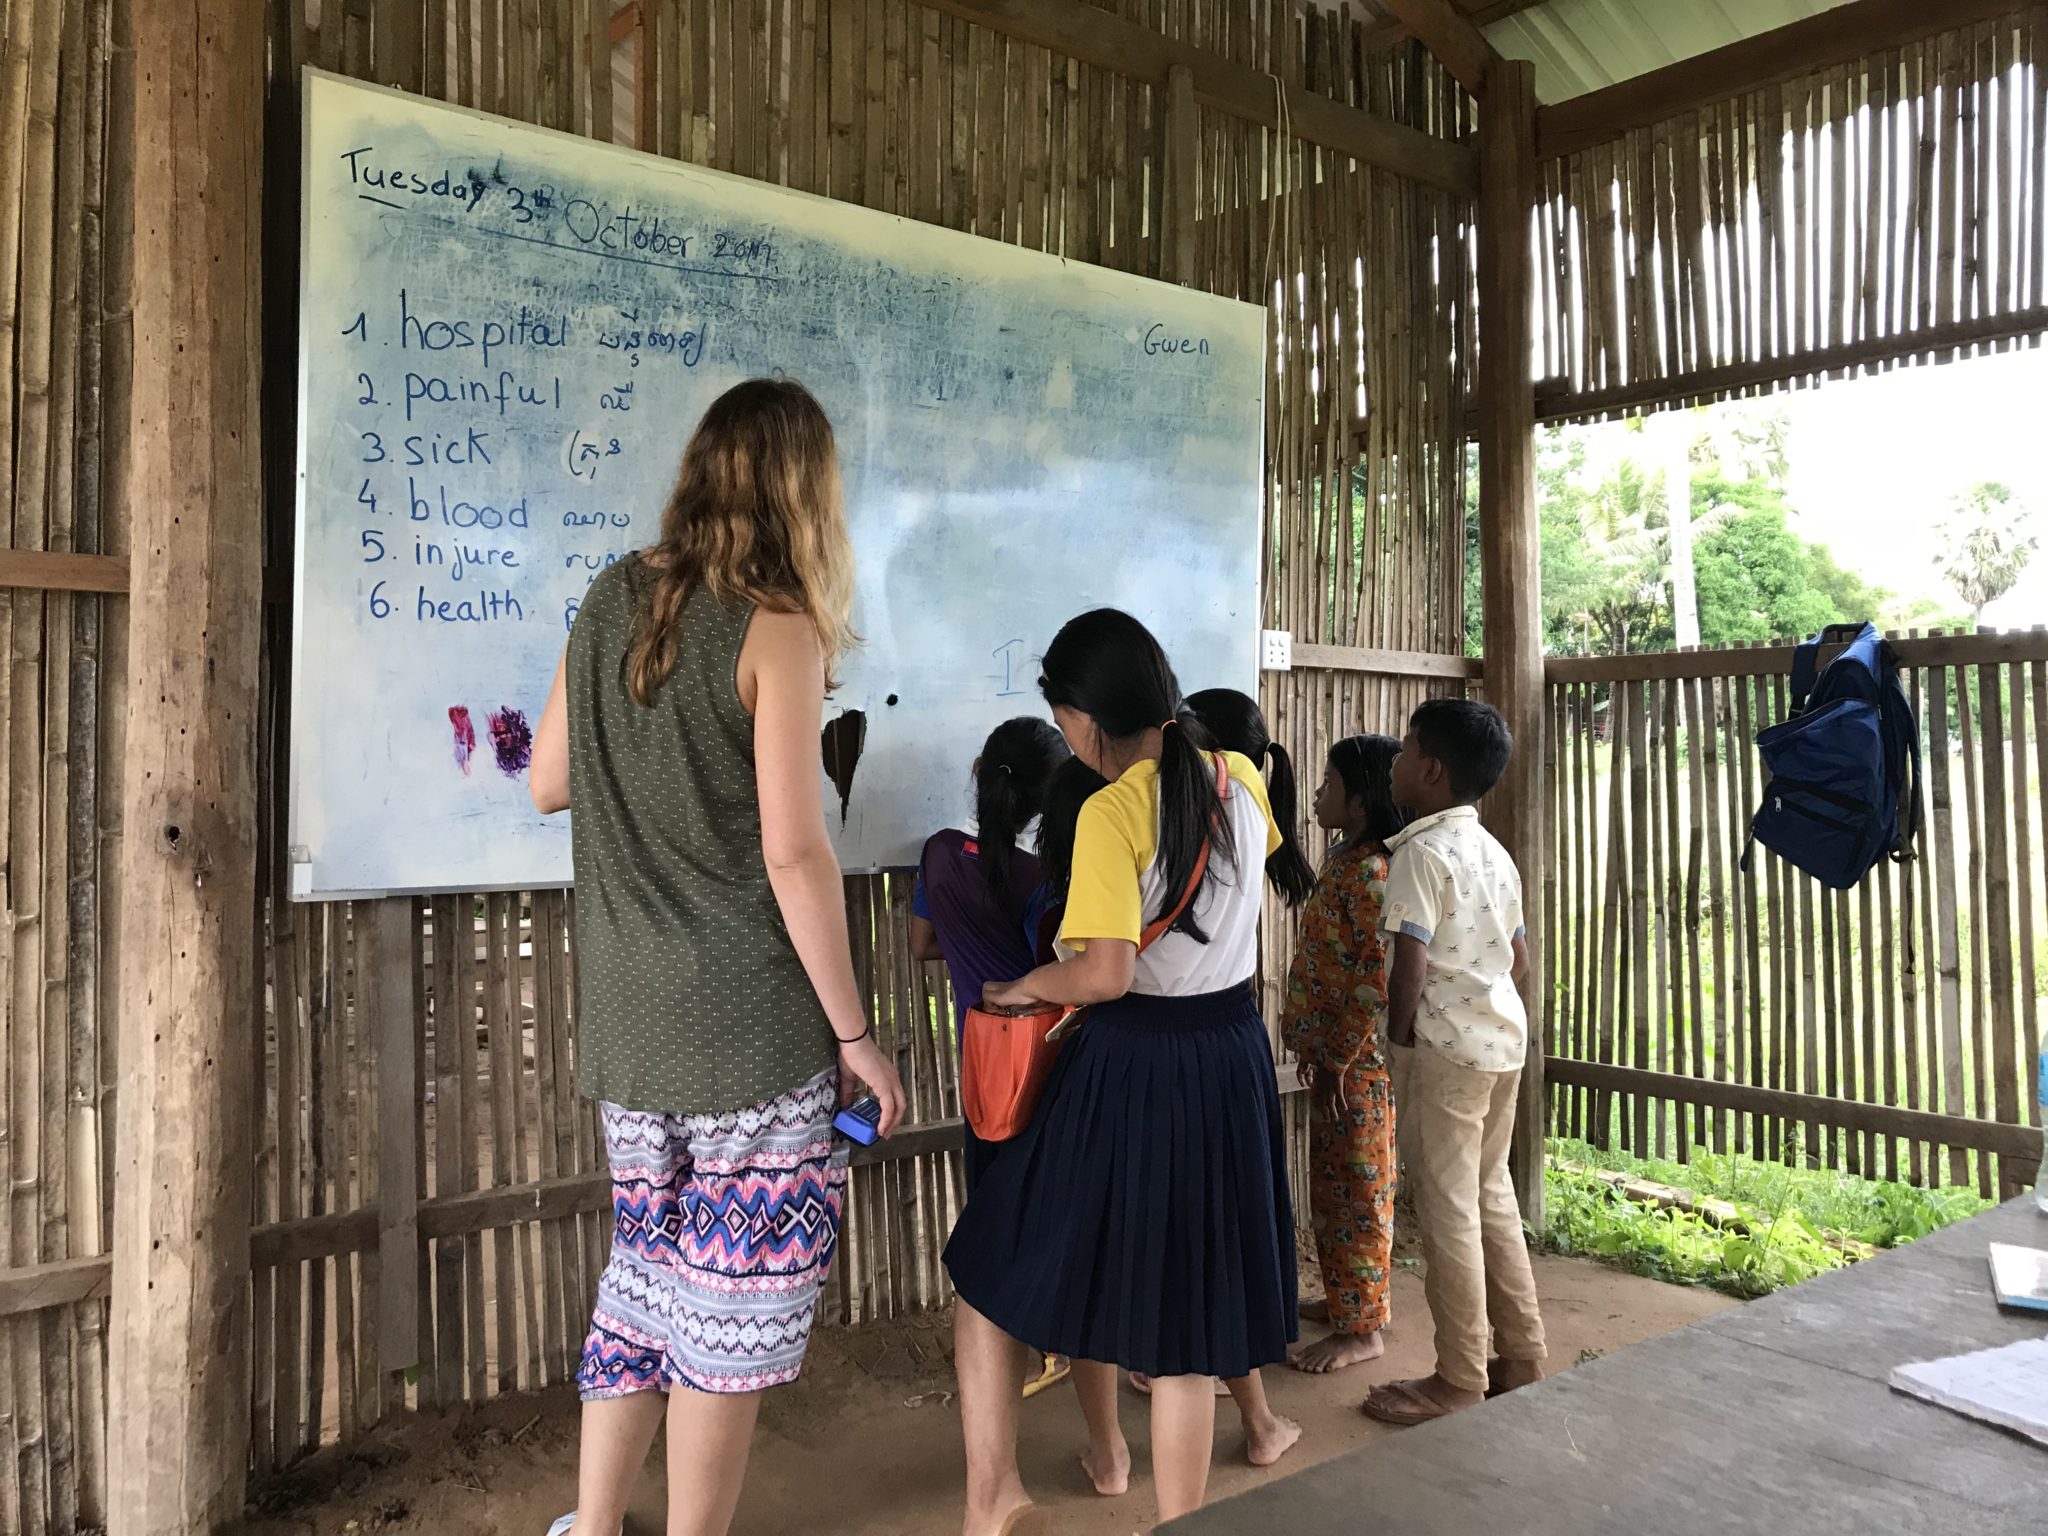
[107, 1, 266, 1530]
[1477, 58, 1546, 1227]
[1165, 64, 1198, 286]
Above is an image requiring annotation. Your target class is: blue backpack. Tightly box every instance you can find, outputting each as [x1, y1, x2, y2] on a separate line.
[1744, 623, 1920, 890]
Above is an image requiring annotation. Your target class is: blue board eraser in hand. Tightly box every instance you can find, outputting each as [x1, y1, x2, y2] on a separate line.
[833, 1097, 882, 1145]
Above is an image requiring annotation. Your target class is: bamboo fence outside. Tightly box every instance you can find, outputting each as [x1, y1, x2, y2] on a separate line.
[1531, 5, 2048, 423]
[1544, 631, 2048, 1200]
[234, 0, 1476, 1481]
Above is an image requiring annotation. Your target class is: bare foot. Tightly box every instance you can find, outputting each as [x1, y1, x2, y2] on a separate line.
[1244, 1411, 1303, 1468]
[1299, 1297, 1331, 1323]
[1290, 1330, 1386, 1374]
[1080, 1439, 1132, 1497]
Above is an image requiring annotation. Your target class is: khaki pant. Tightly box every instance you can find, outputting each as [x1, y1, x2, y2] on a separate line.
[1396, 1042, 1547, 1393]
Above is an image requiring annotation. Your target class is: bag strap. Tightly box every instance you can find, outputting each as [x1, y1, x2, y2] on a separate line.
[1788, 634, 1825, 715]
[1135, 752, 1230, 953]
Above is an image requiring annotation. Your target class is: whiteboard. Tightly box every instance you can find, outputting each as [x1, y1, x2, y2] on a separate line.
[290, 70, 1266, 899]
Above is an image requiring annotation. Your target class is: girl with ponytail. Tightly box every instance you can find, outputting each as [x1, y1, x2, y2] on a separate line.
[1186, 688, 1317, 907]
[909, 715, 1068, 1186]
[944, 609, 1299, 1534]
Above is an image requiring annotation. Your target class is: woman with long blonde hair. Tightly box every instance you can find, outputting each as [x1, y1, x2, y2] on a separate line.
[529, 378, 904, 1536]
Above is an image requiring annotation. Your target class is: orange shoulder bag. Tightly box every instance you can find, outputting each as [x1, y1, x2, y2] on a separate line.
[961, 753, 1229, 1142]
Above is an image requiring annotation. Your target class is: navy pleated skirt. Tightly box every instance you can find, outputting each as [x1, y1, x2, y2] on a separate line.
[943, 981, 1297, 1381]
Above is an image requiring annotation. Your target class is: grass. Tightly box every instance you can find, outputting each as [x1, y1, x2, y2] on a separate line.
[1537, 1136, 1993, 1298]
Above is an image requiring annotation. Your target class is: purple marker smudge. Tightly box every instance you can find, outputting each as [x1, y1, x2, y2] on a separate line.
[488, 707, 533, 777]
[449, 706, 477, 775]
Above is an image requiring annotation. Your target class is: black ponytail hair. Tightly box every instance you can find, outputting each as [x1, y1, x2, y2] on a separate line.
[974, 716, 1070, 916]
[1035, 756, 1109, 903]
[1038, 609, 1237, 941]
[1327, 733, 1407, 851]
[1186, 686, 1317, 909]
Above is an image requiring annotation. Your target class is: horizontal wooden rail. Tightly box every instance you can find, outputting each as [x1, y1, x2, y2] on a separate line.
[1294, 643, 1483, 679]
[1545, 629, 2048, 685]
[1531, 307, 2048, 426]
[0, 1255, 113, 1320]
[914, 0, 1478, 195]
[1547, 1059, 2046, 1168]
[0, 549, 129, 594]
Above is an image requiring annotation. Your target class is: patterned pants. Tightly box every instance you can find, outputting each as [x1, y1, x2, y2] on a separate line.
[1307, 1064, 1396, 1336]
[577, 1067, 848, 1398]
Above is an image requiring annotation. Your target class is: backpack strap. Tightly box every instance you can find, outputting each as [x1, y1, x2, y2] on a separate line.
[1889, 675, 1923, 862]
[1787, 634, 1825, 715]
[1137, 752, 1230, 951]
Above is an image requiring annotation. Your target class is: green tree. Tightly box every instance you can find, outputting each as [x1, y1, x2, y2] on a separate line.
[1934, 481, 2035, 621]
[1692, 496, 1846, 647]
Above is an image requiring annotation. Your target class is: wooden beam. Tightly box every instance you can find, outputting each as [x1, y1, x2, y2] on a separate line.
[108, 0, 265, 1529]
[1362, 0, 1551, 52]
[1476, 56, 1545, 1224]
[367, 900, 421, 1373]
[1546, 1060, 2047, 1168]
[0, 1256, 113, 1320]
[914, 0, 1477, 195]
[608, 1, 638, 46]
[1532, 308, 2048, 425]
[1165, 64, 1197, 285]
[1292, 642, 1484, 679]
[1536, 0, 2031, 160]
[1372, 0, 1498, 94]
[0, 549, 129, 593]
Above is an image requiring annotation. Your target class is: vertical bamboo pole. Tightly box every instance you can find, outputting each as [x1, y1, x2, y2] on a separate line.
[107, 1, 264, 1528]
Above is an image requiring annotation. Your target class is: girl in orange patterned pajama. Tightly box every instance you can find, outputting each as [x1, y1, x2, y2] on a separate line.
[1283, 733, 1406, 1374]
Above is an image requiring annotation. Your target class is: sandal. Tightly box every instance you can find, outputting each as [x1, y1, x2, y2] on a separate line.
[1361, 1378, 1464, 1427]
[1022, 1353, 1072, 1399]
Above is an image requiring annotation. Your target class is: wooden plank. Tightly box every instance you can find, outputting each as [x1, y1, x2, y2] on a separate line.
[914, 0, 1476, 195]
[1543, 1060, 2046, 1163]
[1536, 0, 2028, 160]
[106, 0, 265, 1524]
[1293, 641, 1483, 678]
[1531, 303, 2048, 425]
[366, 898, 419, 1375]
[0, 552, 127, 594]
[1546, 628, 2048, 685]
[1476, 57, 1543, 1214]
[0, 1256, 110, 1320]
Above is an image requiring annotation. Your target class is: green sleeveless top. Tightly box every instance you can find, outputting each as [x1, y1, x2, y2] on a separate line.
[566, 557, 836, 1115]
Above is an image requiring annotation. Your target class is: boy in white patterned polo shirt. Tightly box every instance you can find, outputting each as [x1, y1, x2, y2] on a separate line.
[1363, 699, 1548, 1426]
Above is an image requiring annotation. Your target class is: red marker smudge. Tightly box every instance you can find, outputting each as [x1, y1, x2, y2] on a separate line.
[449, 706, 477, 774]
[488, 707, 533, 776]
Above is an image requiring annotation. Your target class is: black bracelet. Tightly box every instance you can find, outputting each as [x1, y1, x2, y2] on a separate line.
[834, 1023, 871, 1045]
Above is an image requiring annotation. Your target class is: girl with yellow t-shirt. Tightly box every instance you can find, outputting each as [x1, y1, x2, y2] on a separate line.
[943, 609, 1298, 1535]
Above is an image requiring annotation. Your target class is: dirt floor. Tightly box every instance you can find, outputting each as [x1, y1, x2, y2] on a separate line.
[246, 1251, 1734, 1536]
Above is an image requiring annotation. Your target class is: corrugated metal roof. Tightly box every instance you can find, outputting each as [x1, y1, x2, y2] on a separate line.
[1481, 0, 1860, 103]
[1348, 0, 1861, 105]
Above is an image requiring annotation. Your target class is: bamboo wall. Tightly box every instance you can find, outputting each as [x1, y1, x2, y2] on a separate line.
[0, 0, 124, 1532]
[1532, 5, 2048, 423]
[1545, 633, 2048, 1200]
[231, 0, 1474, 1485]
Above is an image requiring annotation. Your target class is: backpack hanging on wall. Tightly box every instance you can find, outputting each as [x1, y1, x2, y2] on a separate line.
[1743, 622, 1921, 891]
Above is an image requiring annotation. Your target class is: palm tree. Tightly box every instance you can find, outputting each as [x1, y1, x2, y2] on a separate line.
[1935, 482, 2036, 622]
